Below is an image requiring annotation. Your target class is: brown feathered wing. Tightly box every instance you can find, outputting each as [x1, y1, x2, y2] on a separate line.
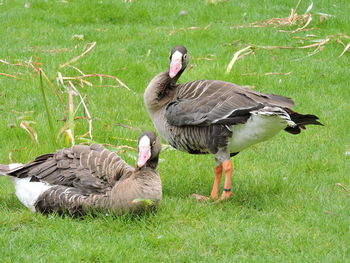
[8, 144, 134, 194]
[165, 80, 295, 126]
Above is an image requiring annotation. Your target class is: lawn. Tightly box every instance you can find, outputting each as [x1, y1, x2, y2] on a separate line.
[0, 0, 349, 262]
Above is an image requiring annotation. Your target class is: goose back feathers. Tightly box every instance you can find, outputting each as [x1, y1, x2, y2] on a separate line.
[165, 79, 295, 127]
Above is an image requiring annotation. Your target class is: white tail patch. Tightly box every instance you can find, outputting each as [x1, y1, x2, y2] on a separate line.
[0, 163, 23, 176]
[251, 106, 296, 127]
[229, 107, 294, 153]
[9, 163, 23, 170]
[12, 177, 53, 212]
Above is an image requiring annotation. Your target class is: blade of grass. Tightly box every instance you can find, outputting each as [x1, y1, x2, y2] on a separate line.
[39, 70, 56, 145]
[67, 81, 75, 146]
[19, 121, 39, 144]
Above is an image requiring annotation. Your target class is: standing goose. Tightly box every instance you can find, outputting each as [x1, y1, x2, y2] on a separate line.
[0, 131, 162, 215]
[144, 46, 322, 201]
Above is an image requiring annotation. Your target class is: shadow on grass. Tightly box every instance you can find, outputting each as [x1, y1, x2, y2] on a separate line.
[0, 193, 159, 223]
[163, 178, 286, 212]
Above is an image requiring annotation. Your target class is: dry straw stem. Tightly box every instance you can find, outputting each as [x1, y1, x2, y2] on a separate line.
[11, 110, 34, 114]
[232, 10, 311, 29]
[26, 60, 65, 105]
[0, 59, 24, 66]
[207, 0, 227, 4]
[65, 129, 75, 146]
[65, 64, 86, 75]
[61, 73, 130, 91]
[339, 42, 350, 57]
[113, 123, 141, 131]
[335, 183, 350, 196]
[192, 55, 216, 61]
[241, 72, 291, 76]
[256, 37, 330, 50]
[1, 58, 63, 104]
[8, 147, 28, 163]
[0, 72, 19, 79]
[67, 81, 76, 145]
[20, 121, 39, 144]
[60, 42, 96, 68]
[225, 37, 334, 74]
[57, 122, 70, 140]
[69, 81, 93, 140]
[279, 14, 313, 33]
[168, 23, 212, 36]
[225, 45, 252, 74]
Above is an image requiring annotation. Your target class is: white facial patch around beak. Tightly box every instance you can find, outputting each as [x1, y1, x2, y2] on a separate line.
[169, 50, 183, 78]
[137, 136, 151, 167]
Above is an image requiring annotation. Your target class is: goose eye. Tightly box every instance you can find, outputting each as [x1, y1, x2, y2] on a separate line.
[183, 54, 187, 59]
[152, 141, 156, 146]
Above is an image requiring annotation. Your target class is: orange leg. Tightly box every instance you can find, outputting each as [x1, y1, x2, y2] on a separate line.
[192, 163, 223, 201]
[220, 160, 233, 200]
[210, 164, 223, 200]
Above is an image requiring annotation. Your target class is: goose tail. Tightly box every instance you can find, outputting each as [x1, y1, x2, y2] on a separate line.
[284, 112, 323, 134]
[0, 163, 23, 176]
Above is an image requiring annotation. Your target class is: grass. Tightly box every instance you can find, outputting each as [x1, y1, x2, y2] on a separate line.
[0, 0, 349, 262]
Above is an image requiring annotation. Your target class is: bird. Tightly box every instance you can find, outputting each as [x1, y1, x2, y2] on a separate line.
[0, 131, 162, 216]
[144, 45, 322, 201]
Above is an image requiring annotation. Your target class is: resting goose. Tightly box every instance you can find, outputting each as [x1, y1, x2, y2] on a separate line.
[0, 131, 162, 215]
[144, 46, 322, 201]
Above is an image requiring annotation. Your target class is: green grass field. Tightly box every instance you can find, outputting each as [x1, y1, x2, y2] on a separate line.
[0, 0, 349, 262]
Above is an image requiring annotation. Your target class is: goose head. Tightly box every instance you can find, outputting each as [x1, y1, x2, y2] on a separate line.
[169, 46, 189, 79]
[137, 131, 161, 169]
